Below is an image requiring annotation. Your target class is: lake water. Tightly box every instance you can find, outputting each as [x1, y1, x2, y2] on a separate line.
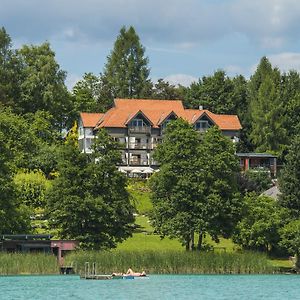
[0, 274, 299, 300]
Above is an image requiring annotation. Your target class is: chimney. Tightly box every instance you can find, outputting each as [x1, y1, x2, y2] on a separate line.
[199, 105, 203, 110]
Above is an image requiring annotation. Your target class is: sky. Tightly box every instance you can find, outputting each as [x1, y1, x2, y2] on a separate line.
[2, 0, 300, 90]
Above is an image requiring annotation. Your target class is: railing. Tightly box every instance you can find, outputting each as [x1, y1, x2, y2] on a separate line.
[128, 126, 151, 134]
[129, 160, 149, 166]
[128, 143, 149, 149]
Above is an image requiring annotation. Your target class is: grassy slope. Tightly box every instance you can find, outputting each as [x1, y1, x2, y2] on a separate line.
[120, 180, 292, 268]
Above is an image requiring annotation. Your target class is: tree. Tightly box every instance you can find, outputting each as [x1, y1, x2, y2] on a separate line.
[101, 26, 151, 102]
[47, 130, 134, 249]
[0, 27, 22, 109]
[0, 107, 39, 169]
[279, 220, 300, 269]
[149, 120, 241, 250]
[279, 135, 300, 218]
[72, 72, 112, 113]
[233, 194, 287, 252]
[0, 131, 31, 234]
[183, 70, 237, 114]
[198, 126, 241, 243]
[14, 170, 51, 209]
[151, 79, 182, 100]
[250, 76, 287, 155]
[281, 71, 300, 144]
[17, 42, 73, 129]
[149, 118, 203, 250]
[248, 57, 287, 156]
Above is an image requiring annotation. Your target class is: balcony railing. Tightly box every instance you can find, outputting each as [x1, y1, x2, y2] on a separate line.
[129, 160, 149, 166]
[128, 126, 151, 134]
[128, 143, 149, 149]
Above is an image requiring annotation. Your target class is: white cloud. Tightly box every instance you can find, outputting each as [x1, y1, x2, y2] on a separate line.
[164, 74, 198, 87]
[230, 0, 300, 48]
[268, 52, 300, 72]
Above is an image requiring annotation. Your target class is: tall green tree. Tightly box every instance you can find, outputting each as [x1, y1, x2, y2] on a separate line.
[0, 27, 22, 109]
[250, 76, 287, 154]
[0, 131, 31, 234]
[279, 135, 300, 218]
[281, 71, 300, 144]
[198, 126, 241, 243]
[17, 42, 73, 129]
[149, 119, 203, 250]
[47, 130, 134, 249]
[101, 26, 151, 103]
[150, 120, 241, 250]
[248, 57, 287, 156]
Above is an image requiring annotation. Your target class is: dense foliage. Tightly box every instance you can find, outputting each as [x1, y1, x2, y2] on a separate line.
[1, 25, 300, 258]
[46, 130, 134, 249]
[279, 135, 300, 217]
[233, 194, 287, 252]
[150, 119, 241, 250]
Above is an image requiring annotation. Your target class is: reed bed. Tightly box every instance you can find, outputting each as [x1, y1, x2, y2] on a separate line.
[65, 250, 274, 275]
[0, 253, 59, 275]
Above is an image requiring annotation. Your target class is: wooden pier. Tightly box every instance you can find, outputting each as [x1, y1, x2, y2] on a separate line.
[81, 262, 119, 280]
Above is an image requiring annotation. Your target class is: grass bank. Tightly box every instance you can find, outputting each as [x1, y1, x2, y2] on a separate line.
[0, 253, 59, 275]
[65, 250, 275, 275]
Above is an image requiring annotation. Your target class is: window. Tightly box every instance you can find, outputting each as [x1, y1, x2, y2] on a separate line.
[79, 126, 84, 136]
[130, 119, 145, 127]
[195, 120, 210, 131]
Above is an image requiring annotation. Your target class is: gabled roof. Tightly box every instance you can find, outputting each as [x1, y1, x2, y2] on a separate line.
[81, 99, 241, 131]
[184, 109, 241, 130]
[80, 112, 104, 127]
[125, 109, 154, 126]
[157, 111, 178, 125]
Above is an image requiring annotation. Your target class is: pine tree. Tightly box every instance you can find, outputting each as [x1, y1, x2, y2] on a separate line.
[249, 57, 287, 156]
[279, 135, 300, 218]
[101, 26, 151, 102]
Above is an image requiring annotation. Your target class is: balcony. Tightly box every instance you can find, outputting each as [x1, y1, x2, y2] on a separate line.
[128, 126, 151, 134]
[129, 160, 149, 166]
[128, 143, 149, 149]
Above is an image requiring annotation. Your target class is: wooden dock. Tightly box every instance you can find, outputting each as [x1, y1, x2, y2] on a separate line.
[81, 262, 123, 280]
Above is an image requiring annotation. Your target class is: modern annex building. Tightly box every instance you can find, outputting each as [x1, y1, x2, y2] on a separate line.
[78, 99, 242, 176]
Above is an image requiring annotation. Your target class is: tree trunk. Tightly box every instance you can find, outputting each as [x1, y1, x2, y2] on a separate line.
[185, 237, 191, 251]
[191, 230, 195, 251]
[185, 231, 195, 251]
[197, 232, 203, 251]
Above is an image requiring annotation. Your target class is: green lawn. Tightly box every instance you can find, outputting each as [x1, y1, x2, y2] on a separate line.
[118, 214, 236, 252]
[127, 179, 153, 214]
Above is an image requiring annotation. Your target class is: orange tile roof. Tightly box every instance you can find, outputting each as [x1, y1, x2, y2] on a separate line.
[80, 112, 104, 127]
[184, 109, 242, 130]
[81, 99, 241, 131]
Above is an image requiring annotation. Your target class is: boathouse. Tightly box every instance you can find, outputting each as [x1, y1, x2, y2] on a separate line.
[0, 234, 78, 265]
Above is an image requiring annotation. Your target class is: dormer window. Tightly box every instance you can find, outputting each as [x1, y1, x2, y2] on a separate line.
[161, 113, 177, 131]
[130, 118, 146, 127]
[195, 120, 210, 132]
